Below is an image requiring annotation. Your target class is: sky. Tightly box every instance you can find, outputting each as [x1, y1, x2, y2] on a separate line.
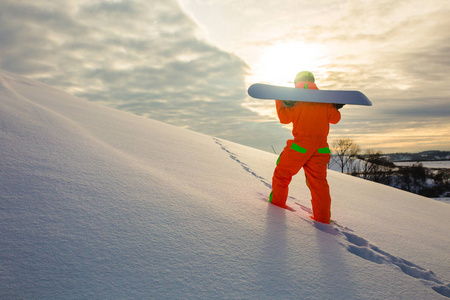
[1, 0, 449, 153]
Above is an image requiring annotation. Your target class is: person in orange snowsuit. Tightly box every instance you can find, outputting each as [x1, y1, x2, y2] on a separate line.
[269, 71, 342, 224]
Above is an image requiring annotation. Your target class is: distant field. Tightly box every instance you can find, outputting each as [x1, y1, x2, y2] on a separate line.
[432, 198, 450, 204]
[394, 161, 450, 169]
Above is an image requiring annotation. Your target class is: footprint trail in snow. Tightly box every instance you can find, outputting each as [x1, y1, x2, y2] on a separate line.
[214, 137, 450, 298]
[213, 138, 272, 189]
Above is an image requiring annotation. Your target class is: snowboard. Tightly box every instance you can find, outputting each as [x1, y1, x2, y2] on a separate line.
[248, 83, 372, 106]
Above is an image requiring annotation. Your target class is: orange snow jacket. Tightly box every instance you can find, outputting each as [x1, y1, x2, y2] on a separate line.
[276, 81, 341, 141]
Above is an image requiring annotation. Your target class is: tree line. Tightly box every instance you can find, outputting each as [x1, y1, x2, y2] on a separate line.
[329, 138, 450, 198]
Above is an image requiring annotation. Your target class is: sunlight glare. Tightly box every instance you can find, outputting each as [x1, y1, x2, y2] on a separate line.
[250, 41, 327, 87]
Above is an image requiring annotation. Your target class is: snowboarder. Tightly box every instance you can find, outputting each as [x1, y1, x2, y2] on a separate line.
[269, 71, 342, 224]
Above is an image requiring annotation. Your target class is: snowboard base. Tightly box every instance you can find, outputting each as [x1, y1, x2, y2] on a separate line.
[248, 83, 372, 106]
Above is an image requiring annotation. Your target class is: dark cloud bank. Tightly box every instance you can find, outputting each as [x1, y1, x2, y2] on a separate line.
[0, 0, 287, 151]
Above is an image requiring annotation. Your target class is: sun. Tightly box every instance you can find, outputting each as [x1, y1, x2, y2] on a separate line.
[250, 41, 327, 87]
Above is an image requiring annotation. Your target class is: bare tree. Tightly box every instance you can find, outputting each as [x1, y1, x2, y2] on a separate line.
[358, 149, 393, 184]
[331, 138, 361, 173]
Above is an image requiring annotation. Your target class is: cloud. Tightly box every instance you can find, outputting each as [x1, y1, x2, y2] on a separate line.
[206, 0, 450, 152]
[0, 0, 289, 151]
[2, 0, 449, 153]
[280, 1, 450, 152]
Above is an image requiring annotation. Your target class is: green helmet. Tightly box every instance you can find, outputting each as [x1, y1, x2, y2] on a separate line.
[294, 71, 315, 84]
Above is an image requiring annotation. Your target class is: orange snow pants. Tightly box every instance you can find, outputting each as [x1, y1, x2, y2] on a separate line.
[271, 139, 332, 224]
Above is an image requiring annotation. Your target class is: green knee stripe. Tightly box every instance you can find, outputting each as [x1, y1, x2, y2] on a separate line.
[269, 191, 273, 203]
[318, 147, 331, 154]
[291, 143, 307, 153]
[276, 152, 282, 165]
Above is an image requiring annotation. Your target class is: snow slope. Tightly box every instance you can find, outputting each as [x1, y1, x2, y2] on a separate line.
[1, 70, 449, 299]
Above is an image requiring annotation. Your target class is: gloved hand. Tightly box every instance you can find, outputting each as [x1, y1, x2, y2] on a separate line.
[333, 103, 345, 109]
[283, 100, 296, 108]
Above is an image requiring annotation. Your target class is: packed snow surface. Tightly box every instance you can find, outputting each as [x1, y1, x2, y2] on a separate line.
[1, 70, 449, 299]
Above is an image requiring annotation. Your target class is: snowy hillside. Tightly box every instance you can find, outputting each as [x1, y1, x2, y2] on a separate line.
[1, 70, 449, 299]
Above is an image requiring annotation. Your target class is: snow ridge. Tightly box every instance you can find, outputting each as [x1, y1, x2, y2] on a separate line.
[215, 138, 450, 298]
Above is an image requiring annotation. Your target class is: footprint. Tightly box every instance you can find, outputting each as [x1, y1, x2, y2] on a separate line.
[341, 231, 369, 247]
[346, 244, 389, 264]
[340, 228, 449, 297]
